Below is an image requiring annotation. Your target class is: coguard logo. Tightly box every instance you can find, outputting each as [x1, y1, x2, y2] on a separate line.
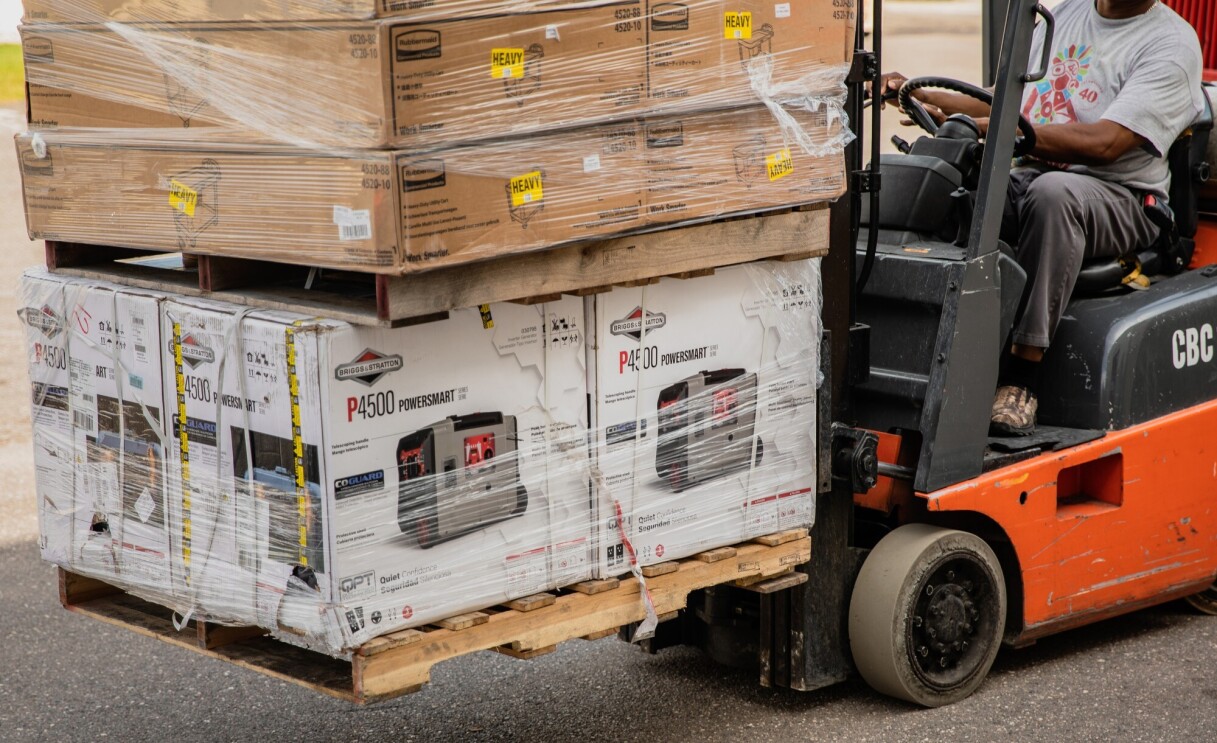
[18, 305, 64, 339]
[611, 307, 668, 341]
[178, 333, 215, 368]
[396, 29, 441, 62]
[400, 159, 446, 192]
[645, 122, 685, 149]
[651, 3, 690, 31]
[339, 570, 377, 600]
[334, 469, 385, 500]
[335, 348, 403, 386]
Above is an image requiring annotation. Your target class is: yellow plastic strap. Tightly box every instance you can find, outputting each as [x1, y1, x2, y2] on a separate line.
[171, 322, 192, 584]
[285, 322, 309, 568]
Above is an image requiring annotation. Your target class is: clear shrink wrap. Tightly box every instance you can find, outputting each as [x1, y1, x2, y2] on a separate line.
[19, 0, 854, 149]
[21, 257, 822, 655]
[16, 103, 850, 272]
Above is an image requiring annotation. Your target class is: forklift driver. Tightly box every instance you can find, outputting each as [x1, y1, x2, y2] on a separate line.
[881, 0, 1204, 435]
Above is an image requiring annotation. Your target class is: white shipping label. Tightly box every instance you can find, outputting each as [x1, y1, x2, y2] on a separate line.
[505, 547, 549, 597]
[545, 24, 561, 40]
[68, 358, 99, 437]
[775, 3, 791, 18]
[333, 206, 372, 242]
[583, 154, 602, 173]
[550, 538, 589, 585]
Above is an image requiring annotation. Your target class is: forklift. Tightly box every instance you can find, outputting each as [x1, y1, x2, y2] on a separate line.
[654, 0, 1217, 707]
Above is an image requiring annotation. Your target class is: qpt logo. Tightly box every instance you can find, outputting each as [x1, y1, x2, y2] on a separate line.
[18, 305, 64, 339]
[177, 333, 215, 368]
[610, 307, 668, 341]
[339, 570, 377, 600]
[335, 348, 404, 386]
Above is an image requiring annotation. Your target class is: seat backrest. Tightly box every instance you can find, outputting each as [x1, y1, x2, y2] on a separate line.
[1172, 87, 1214, 239]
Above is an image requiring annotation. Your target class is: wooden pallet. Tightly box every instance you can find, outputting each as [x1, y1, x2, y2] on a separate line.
[46, 207, 829, 327]
[58, 530, 811, 705]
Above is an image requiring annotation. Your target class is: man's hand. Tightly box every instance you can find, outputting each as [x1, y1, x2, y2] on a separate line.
[875, 71, 910, 109]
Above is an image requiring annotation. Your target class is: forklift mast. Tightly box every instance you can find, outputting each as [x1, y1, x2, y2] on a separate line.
[776, 0, 1047, 689]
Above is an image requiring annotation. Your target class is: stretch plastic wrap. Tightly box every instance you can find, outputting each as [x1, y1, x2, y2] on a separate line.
[22, 258, 822, 655]
[16, 103, 849, 273]
[20, 1, 854, 149]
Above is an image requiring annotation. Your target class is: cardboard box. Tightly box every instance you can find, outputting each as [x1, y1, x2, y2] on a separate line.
[19, 271, 173, 594]
[21, 1, 851, 149]
[21, 4, 648, 150]
[641, 105, 848, 225]
[159, 296, 592, 653]
[588, 260, 820, 577]
[646, 0, 854, 110]
[15, 121, 648, 272]
[21, 0, 607, 23]
[17, 106, 843, 273]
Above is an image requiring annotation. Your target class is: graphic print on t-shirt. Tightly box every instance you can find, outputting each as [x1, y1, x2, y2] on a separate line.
[1022, 44, 1097, 125]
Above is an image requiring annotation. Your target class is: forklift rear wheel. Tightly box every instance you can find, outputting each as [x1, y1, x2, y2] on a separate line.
[849, 524, 1006, 707]
[1184, 582, 1217, 615]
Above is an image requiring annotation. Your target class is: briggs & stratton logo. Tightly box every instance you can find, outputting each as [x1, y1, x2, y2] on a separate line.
[611, 307, 668, 341]
[339, 570, 377, 600]
[335, 348, 404, 386]
[178, 333, 215, 368]
[18, 305, 64, 339]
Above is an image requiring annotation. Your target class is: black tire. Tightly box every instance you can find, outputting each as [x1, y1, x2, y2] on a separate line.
[1184, 581, 1217, 615]
[849, 524, 1006, 707]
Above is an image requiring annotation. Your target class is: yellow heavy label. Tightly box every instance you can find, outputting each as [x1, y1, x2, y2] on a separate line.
[491, 47, 526, 79]
[767, 148, 794, 181]
[724, 12, 752, 39]
[169, 179, 198, 217]
[509, 171, 544, 207]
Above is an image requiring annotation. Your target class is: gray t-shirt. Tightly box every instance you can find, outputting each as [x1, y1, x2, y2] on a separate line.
[1022, 0, 1205, 197]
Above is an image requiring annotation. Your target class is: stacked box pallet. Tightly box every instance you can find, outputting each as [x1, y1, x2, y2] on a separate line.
[16, 0, 847, 656]
[17, 0, 853, 272]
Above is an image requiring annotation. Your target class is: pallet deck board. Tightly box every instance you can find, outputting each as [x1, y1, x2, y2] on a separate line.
[44, 208, 829, 327]
[57, 530, 810, 705]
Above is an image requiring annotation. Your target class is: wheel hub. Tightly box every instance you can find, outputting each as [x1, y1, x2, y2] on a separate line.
[907, 556, 996, 690]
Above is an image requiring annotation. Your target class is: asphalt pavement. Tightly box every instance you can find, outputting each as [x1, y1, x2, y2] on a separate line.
[2, 4, 1217, 741]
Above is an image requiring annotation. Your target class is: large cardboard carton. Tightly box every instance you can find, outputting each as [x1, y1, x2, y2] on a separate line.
[641, 105, 848, 226]
[21, 0, 608, 23]
[159, 296, 592, 653]
[19, 271, 173, 594]
[21, 1, 851, 149]
[21, 5, 648, 150]
[588, 260, 819, 577]
[646, 0, 854, 110]
[17, 106, 843, 274]
[15, 121, 647, 272]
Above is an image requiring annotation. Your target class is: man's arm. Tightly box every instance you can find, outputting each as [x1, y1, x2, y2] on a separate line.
[878, 72, 992, 120]
[1028, 121, 1147, 166]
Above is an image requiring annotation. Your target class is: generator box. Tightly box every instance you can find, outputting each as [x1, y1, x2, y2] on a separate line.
[19, 271, 173, 595]
[587, 259, 821, 578]
[159, 296, 592, 654]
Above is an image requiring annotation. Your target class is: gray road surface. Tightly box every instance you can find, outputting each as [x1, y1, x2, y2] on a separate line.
[1, 5, 1216, 741]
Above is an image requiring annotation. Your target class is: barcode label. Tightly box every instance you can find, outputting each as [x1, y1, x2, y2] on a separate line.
[73, 411, 95, 431]
[333, 205, 372, 242]
[340, 223, 372, 241]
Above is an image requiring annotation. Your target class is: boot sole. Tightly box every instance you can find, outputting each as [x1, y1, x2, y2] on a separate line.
[990, 419, 1035, 437]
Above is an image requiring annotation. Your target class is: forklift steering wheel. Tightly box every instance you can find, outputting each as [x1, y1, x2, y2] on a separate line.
[897, 76, 1037, 158]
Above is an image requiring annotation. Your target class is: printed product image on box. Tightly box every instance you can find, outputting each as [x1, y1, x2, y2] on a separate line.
[396, 412, 529, 549]
[655, 369, 761, 493]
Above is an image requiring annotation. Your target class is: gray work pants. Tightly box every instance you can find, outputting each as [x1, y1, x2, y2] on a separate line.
[1001, 165, 1161, 348]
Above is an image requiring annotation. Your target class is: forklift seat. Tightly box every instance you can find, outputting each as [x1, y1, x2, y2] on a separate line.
[1074, 95, 1214, 294]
